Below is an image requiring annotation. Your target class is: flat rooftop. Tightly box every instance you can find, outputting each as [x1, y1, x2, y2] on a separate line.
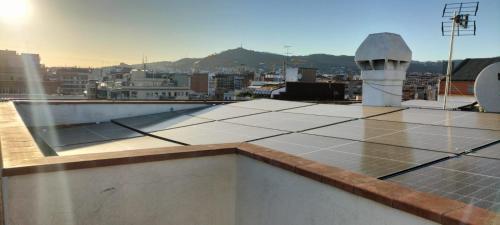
[0, 99, 499, 224]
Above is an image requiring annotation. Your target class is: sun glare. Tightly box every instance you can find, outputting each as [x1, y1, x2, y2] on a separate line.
[0, 0, 30, 24]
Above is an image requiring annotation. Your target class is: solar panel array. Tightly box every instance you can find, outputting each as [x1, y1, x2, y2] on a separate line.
[151, 121, 287, 145]
[112, 108, 213, 133]
[55, 136, 181, 156]
[224, 111, 352, 132]
[36, 122, 143, 148]
[370, 108, 500, 130]
[304, 120, 499, 153]
[251, 133, 450, 178]
[32, 99, 500, 212]
[388, 156, 500, 212]
[282, 104, 402, 118]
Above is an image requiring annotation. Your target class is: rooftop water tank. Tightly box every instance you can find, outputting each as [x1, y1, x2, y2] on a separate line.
[474, 62, 500, 112]
[355, 32, 412, 107]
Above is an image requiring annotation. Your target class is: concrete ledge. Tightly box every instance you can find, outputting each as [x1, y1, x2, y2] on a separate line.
[13, 100, 236, 105]
[2, 143, 239, 176]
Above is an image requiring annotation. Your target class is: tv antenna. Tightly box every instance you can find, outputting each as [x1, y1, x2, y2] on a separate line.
[441, 2, 479, 109]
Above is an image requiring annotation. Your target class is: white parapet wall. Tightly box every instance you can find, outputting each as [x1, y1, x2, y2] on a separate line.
[3, 155, 237, 225]
[14, 102, 211, 126]
[236, 155, 438, 225]
[3, 155, 438, 225]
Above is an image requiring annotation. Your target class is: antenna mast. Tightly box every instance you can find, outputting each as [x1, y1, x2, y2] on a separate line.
[441, 2, 479, 109]
[283, 45, 291, 83]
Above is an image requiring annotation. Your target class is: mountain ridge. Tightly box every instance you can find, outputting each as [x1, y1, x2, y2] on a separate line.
[129, 47, 449, 74]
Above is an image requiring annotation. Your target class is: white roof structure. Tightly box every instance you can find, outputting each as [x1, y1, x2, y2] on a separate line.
[355, 32, 412, 62]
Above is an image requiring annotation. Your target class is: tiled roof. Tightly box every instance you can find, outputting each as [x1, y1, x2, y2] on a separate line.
[451, 57, 500, 81]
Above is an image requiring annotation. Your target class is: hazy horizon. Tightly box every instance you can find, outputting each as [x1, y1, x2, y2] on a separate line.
[1, 0, 499, 67]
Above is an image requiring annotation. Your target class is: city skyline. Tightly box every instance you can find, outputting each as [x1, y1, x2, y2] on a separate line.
[1, 0, 499, 67]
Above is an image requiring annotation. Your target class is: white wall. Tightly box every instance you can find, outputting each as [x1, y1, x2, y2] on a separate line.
[236, 155, 438, 225]
[361, 70, 405, 107]
[3, 155, 237, 225]
[15, 103, 210, 126]
[3, 155, 438, 225]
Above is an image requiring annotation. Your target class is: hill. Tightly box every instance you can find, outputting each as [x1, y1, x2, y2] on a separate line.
[132, 47, 449, 74]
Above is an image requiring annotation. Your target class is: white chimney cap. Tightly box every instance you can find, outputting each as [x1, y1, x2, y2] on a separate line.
[355, 32, 412, 62]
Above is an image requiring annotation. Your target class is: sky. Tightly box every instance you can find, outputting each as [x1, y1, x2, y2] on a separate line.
[0, 0, 499, 67]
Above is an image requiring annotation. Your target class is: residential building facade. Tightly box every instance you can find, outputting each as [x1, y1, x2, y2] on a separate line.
[0, 50, 60, 96]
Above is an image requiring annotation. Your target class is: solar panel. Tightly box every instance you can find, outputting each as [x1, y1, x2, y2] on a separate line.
[151, 121, 287, 145]
[251, 133, 354, 155]
[228, 99, 315, 111]
[188, 105, 267, 120]
[282, 104, 402, 118]
[367, 126, 499, 153]
[36, 122, 142, 148]
[113, 109, 212, 133]
[251, 133, 450, 177]
[369, 108, 500, 130]
[388, 156, 500, 212]
[55, 136, 181, 156]
[468, 143, 500, 159]
[331, 141, 451, 164]
[303, 119, 420, 140]
[443, 112, 500, 131]
[303, 150, 416, 178]
[401, 99, 475, 110]
[304, 120, 500, 153]
[224, 111, 352, 132]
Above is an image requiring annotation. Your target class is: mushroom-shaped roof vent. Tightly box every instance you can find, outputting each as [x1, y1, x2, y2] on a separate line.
[355, 32, 412, 62]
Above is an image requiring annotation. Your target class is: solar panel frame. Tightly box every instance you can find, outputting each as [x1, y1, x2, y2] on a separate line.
[227, 99, 315, 111]
[151, 121, 288, 145]
[188, 105, 268, 120]
[251, 133, 355, 155]
[282, 104, 403, 119]
[467, 143, 500, 159]
[112, 110, 213, 133]
[223, 111, 353, 132]
[303, 119, 421, 141]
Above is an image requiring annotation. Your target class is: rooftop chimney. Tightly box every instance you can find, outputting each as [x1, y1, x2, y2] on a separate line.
[355, 32, 412, 107]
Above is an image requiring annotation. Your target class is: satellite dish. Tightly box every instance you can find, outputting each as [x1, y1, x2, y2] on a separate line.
[474, 62, 500, 112]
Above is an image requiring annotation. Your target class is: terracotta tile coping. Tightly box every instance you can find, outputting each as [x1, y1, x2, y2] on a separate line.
[0, 102, 44, 167]
[0, 142, 498, 225]
[13, 100, 236, 105]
